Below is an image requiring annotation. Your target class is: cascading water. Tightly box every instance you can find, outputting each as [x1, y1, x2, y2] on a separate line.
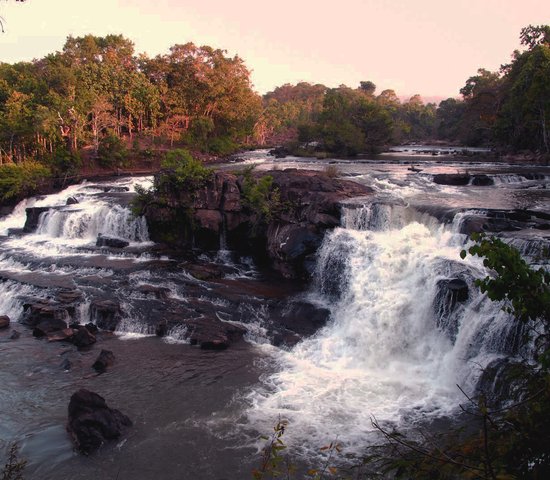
[247, 201, 519, 455]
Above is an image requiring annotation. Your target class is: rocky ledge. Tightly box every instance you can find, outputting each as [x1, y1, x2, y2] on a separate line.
[142, 169, 372, 279]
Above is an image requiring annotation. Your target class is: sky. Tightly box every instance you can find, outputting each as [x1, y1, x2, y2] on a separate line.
[0, 0, 548, 100]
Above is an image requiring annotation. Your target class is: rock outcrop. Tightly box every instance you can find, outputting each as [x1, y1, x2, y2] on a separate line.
[143, 169, 372, 279]
[0, 315, 10, 329]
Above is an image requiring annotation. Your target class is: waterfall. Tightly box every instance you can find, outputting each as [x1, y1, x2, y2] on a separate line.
[36, 203, 149, 243]
[248, 202, 520, 454]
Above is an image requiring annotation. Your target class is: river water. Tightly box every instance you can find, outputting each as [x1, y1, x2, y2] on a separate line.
[1, 151, 549, 478]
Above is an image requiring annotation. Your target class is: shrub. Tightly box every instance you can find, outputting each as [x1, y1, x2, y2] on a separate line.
[160, 149, 213, 190]
[0, 161, 52, 203]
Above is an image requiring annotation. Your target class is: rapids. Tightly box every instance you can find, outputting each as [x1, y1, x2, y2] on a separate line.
[1, 151, 549, 478]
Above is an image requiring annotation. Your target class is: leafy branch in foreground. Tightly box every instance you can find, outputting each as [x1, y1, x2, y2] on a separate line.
[1, 443, 26, 480]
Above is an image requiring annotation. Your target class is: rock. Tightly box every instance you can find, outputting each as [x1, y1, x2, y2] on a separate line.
[84, 323, 99, 334]
[72, 326, 97, 349]
[0, 315, 10, 329]
[186, 317, 247, 350]
[67, 389, 132, 454]
[471, 174, 494, 186]
[434, 278, 469, 340]
[10, 330, 20, 340]
[136, 285, 171, 300]
[92, 349, 115, 373]
[90, 300, 121, 331]
[96, 234, 129, 249]
[432, 174, 471, 186]
[66, 197, 79, 205]
[23, 207, 52, 232]
[22, 301, 69, 334]
[47, 328, 75, 342]
[61, 358, 72, 371]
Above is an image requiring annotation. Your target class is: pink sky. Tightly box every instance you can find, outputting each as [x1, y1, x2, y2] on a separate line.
[0, 0, 547, 99]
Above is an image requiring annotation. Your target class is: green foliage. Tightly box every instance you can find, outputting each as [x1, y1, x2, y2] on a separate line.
[240, 166, 280, 222]
[460, 233, 550, 327]
[97, 134, 128, 168]
[0, 161, 51, 203]
[207, 135, 239, 156]
[47, 146, 82, 175]
[160, 149, 213, 190]
[1, 443, 26, 480]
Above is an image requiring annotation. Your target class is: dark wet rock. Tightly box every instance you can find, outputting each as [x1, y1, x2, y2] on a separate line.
[96, 234, 129, 249]
[434, 278, 469, 341]
[184, 263, 225, 281]
[66, 196, 79, 205]
[0, 315, 9, 329]
[136, 284, 171, 300]
[155, 322, 168, 337]
[92, 350, 115, 373]
[10, 330, 20, 340]
[22, 301, 69, 331]
[23, 207, 52, 232]
[67, 389, 132, 454]
[432, 174, 470, 186]
[186, 316, 247, 350]
[84, 323, 99, 334]
[269, 300, 331, 346]
[47, 328, 75, 342]
[476, 358, 526, 406]
[471, 174, 494, 186]
[90, 300, 121, 331]
[269, 146, 290, 158]
[457, 208, 550, 235]
[72, 326, 97, 349]
[61, 358, 72, 371]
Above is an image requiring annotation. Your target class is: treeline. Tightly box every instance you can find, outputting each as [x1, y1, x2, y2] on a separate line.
[259, 25, 549, 157]
[0, 25, 548, 192]
[0, 34, 261, 170]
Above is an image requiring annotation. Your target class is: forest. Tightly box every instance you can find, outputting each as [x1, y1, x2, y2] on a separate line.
[0, 25, 548, 203]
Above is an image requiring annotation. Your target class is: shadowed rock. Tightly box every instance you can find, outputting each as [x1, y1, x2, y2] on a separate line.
[0, 316, 9, 329]
[92, 349, 115, 373]
[67, 389, 131, 454]
[96, 234, 129, 248]
[72, 326, 97, 349]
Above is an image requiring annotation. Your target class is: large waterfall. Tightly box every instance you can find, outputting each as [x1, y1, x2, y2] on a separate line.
[247, 202, 519, 454]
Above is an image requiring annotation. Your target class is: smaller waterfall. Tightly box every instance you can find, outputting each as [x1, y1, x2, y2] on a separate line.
[36, 203, 149, 243]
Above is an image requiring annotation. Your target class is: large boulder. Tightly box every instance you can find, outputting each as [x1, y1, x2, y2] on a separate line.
[0, 315, 10, 329]
[67, 389, 132, 454]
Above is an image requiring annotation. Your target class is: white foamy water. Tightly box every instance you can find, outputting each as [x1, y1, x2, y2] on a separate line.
[247, 203, 517, 454]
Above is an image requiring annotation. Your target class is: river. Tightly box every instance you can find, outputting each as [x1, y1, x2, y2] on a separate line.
[1, 150, 549, 479]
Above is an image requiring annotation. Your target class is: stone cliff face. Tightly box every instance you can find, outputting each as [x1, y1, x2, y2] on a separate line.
[143, 169, 372, 279]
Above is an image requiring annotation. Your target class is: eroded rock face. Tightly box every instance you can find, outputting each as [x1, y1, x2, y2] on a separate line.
[144, 169, 372, 279]
[23, 207, 52, 232]
[67, 389, 132, 454]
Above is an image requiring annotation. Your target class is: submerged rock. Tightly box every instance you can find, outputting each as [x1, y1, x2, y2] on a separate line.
[67, 389, 132, 454]
[432, 174, 470, 186]
[92, 349, 115, 373]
